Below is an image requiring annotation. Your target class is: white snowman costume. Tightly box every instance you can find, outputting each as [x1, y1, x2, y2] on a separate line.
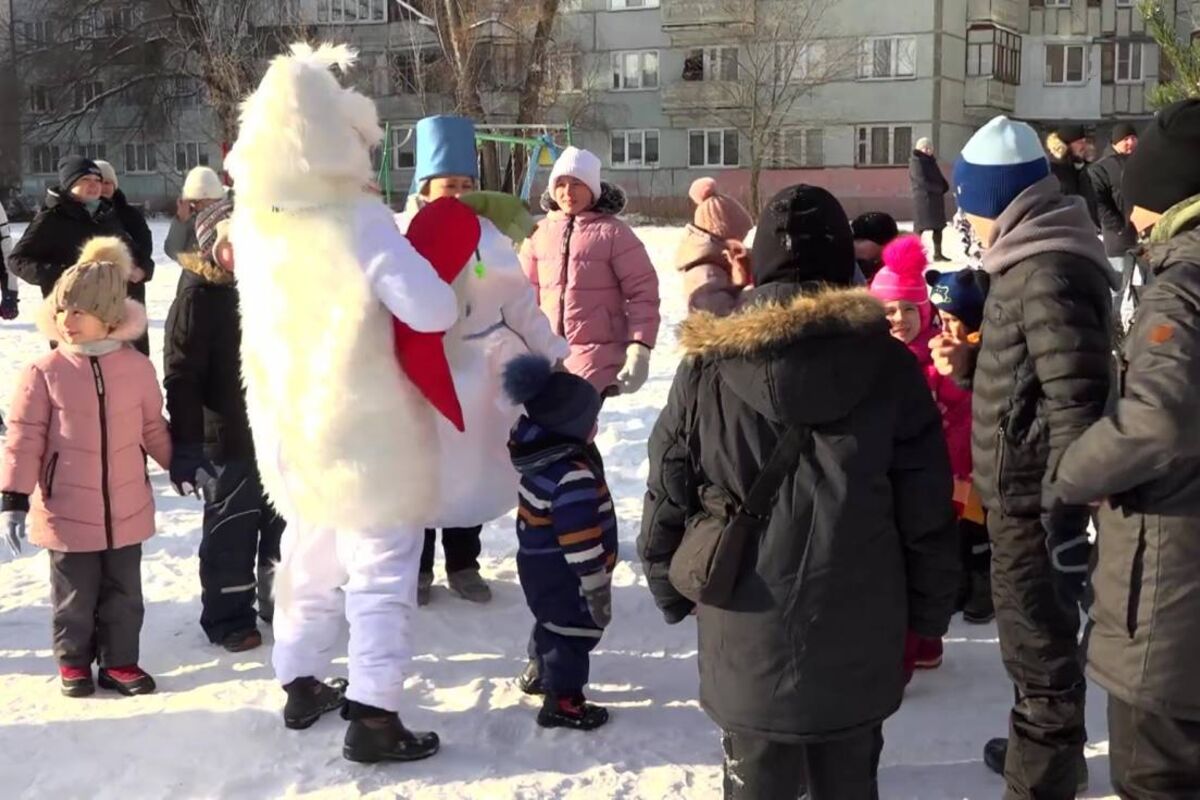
[225, 44, 461, 714]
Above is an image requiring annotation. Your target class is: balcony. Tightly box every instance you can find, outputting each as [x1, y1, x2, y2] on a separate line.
[661, 0, 755, 46]
[661, 80, 747, 119]
[964, 76, 1017, 114]
[967, 0, 1025, 31]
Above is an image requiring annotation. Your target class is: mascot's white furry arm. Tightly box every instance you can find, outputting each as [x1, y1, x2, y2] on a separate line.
[224, 43, 473, 531]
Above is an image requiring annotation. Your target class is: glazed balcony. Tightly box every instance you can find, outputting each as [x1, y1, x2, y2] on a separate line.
[661, 0, 755, 46]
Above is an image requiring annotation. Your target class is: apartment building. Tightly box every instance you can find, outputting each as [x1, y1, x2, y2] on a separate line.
[3, 0, 1186, 218]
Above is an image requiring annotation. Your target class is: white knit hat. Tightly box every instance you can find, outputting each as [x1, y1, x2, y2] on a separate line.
[94, 160, 118, 190]
[549, 147, 602, 202]
[182, 166, 226, 201]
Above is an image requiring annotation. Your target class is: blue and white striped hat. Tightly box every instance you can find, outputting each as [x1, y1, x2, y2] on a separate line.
[953, 116, 1050, 219]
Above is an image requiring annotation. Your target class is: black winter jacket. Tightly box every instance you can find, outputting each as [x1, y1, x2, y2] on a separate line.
[1056, 207, 1200, 722]
[1050, 154, 1100, 227]
[1088, 149, 1138, 258]
[9, 188, 129, 296]
[909, 150, 950, 232]
[163, 254, 255, 463]
[640, 284, 958, 741]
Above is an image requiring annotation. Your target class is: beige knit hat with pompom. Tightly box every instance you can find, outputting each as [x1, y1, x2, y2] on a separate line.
[53, 236, 133, 327]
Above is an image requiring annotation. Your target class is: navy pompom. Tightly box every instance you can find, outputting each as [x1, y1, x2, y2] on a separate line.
[503, 353, 554, 405]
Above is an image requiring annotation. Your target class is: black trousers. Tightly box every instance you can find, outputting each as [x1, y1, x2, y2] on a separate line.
[127, 283, 150, 357]
[1109, 694, 1200, 800]
[989, 511, 1087, 800]
[50, 544, 144, 668]
[722, 727, 883, 800]
[198, 461, 284, 643]
[931, 227, 945, 256]
[420, 526, 482, 575]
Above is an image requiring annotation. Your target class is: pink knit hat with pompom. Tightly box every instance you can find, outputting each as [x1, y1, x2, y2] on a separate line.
[870, 235, 931, 305]
[690, 177, 753, 242]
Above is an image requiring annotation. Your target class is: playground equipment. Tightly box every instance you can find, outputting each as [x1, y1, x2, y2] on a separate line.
[376, 123, 573, 206]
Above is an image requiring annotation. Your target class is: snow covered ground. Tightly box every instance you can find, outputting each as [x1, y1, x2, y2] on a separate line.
[0, 220, 1117, 799]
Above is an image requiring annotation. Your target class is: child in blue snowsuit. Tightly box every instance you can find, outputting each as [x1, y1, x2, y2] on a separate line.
[503, 354, 618, 731]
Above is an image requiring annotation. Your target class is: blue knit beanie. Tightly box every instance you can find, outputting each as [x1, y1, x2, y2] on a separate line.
[925, 268, 987, 333]
[503, 354, 601, 442]
[953, 116, 1050, 219]
[412, 115, 479, 192]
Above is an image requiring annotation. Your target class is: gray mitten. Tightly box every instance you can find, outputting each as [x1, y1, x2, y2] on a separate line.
[584, 581, 612, 628]
[2, 510, 27, 557]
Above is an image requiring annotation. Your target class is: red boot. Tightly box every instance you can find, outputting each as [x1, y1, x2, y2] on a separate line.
[59, 665, 95, 698]
[914, 636, 944, 670]
[98, 665, 157, 696]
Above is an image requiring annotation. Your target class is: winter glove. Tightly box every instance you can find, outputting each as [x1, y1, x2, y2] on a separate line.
[1042, 498, 1092, 605]
[583, 582, 613, 629]
[170, 444, 217, 499]
[2, 510, 26, 557]
[614, 342, 651, 396]
[0, 288, 18, 321]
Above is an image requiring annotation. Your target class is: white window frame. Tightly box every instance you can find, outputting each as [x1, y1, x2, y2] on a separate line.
[610, 129, 660, 169]
[855, 124, 913, 167]
[1045, 0, 1072, 7]
[77, 144, 107, 162]
[1115, 40, 1144, 83]
[551, 52, 585, 93]
[774, 41, 825, 84]
[766, 127, 824, 168]
[125, 142, 157, 174]
[611, 50, 659, 91]
[610, 0, 659, 9]
[74, 81, 103, 111]
[391, 126, 416, 170]
[175, 142, 210, 173]
[1045, 42, 1087, 85]
[22, 20, 54, 46]
[30, 144, 62, 175]
[316, 0, 388, 24]
[29, 85, 52, 113]
[1115, 0, 1135, 5]
[859, 36, 917, 81]
[688, 128, 740, 168]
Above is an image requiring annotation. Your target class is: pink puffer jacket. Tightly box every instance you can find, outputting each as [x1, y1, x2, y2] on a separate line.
[1, 300, 172, 552]
[520, 183, 660, 393]
[907, 325, 973, 480]
[675, 224, 747, 316]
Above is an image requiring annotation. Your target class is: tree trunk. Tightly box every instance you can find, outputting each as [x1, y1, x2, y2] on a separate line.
[511, 0, 561, 190]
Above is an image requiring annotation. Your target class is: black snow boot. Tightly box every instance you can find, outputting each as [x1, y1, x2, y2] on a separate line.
[517, 659, 544, 696]
[283, 676, 348, 730]
[342, 700, 440, 763]
[983, 737, 1089, 793]
[537, 692, 609, 731]
[962, 568, 995, 625]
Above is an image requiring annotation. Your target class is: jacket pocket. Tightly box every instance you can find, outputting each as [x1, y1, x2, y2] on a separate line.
[995, 413, 1048, 516]
[140, 446, 150, 486]
[42, 452, 60, 499]
[1126, 514, 1148, 638]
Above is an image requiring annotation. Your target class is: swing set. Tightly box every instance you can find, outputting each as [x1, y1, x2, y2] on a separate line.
[376, 122, 573, 207]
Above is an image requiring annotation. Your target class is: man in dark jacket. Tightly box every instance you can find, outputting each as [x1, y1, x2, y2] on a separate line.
[941, 115, 1115, 799]
[163, 197, 284, 654]
[1048, 124, 1100, 226]
[1088, 123, 1139, 273]
[640, 184, 959, 800]
[96, 160, 155, 356]
[9, 156, 129, 299]
[910, 137, 952, 262]
[1054, 99, 1200, 799]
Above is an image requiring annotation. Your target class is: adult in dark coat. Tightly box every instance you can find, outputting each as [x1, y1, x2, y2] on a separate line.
[1047, 125, 1100, 227]
[640, 185, 958, 800]
[1087, 123, 1139, 270]
[1055, 99, 1200, 799]
[910, 138, 951, 261]
[8, 156, 129, 299]
[163, 198, 283, 653]
[940, 116, 1114, 799]
[96, 160, 154, 356]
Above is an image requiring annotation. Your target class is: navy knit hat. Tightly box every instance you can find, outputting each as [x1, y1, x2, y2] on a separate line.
[503, 354, 601, 442]
[925, 269, 987, 333]
[57, 155, 102, 192]
[953, 116, 1050, 220]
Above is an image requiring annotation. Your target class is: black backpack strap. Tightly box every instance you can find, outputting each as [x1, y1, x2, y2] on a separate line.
[740, 425, 809, 520]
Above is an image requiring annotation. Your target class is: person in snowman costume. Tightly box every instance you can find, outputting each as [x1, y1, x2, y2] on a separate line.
[225, 44, 482, 764]
[396, 115, 569, 607]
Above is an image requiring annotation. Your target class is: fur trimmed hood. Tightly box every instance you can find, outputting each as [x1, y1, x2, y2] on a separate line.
[179, 251, 236, 285]
[540, 181, 627, 216]
[679, 286, 896, 426]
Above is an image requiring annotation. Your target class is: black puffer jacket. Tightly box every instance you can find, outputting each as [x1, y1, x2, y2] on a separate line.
[163, 253, 255, 463]
[640, 284, 958, 741]
[110, 190, 155, 281]
[1088, 148, 1139, 258]
[9, 188, 129, 296]
[1056, 202, 1200, 721]
[1050, 153, 1100, 227]
[909, 150, 950, 232]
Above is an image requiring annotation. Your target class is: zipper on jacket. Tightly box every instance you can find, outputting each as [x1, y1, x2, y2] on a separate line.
[90, 357, 114, 550]
[43, 452, 59, 499]
[557, 216, 576, 337]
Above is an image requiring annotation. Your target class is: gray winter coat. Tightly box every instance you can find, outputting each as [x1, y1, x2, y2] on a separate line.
[1056, 201, 1200, 722]
[909, 150, 949, 232]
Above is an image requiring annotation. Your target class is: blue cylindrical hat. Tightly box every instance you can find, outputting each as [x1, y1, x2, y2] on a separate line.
[412, 115, 479, 191]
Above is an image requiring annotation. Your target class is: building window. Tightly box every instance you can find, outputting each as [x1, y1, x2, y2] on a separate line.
[683, 46, 739, 82]
[689, 129, 739, 168]
[550, 52, 584, 93]
[1115, 0, 1135, 5]
[77, 144, 107, 161]
[391, 126, 416, 170]
[967, 25, 1021, 84]
[859, 36, 916, 80]
[611, 50, 659, 90]
[30, 145, 62, 174]
[610, 129, 660, 168]
[773, 41, 825, 84]
[316, 0, 388, 23]
[1116, 41, 1144, 83]
[855, 125, 913, 166]
[75, 81, 103, 110]
[21, 21, 55, 47]
[1045, 0, 1072, 6]
[1045, 43, 1086, 84]
[175, 142, 210, 172]
[610, 0, 659, 8]
[29, 85, 53, 113]
[766, 128, 824, 168]
[125, 142, 156, 173]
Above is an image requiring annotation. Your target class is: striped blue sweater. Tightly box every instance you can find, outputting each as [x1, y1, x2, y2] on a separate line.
[510, 418, 618, 591]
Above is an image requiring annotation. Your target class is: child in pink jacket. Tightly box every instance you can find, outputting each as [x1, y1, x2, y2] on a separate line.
[520, 147, 661, 398]
[674, 177, 753, 316]
[1, 236, 171, 698]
